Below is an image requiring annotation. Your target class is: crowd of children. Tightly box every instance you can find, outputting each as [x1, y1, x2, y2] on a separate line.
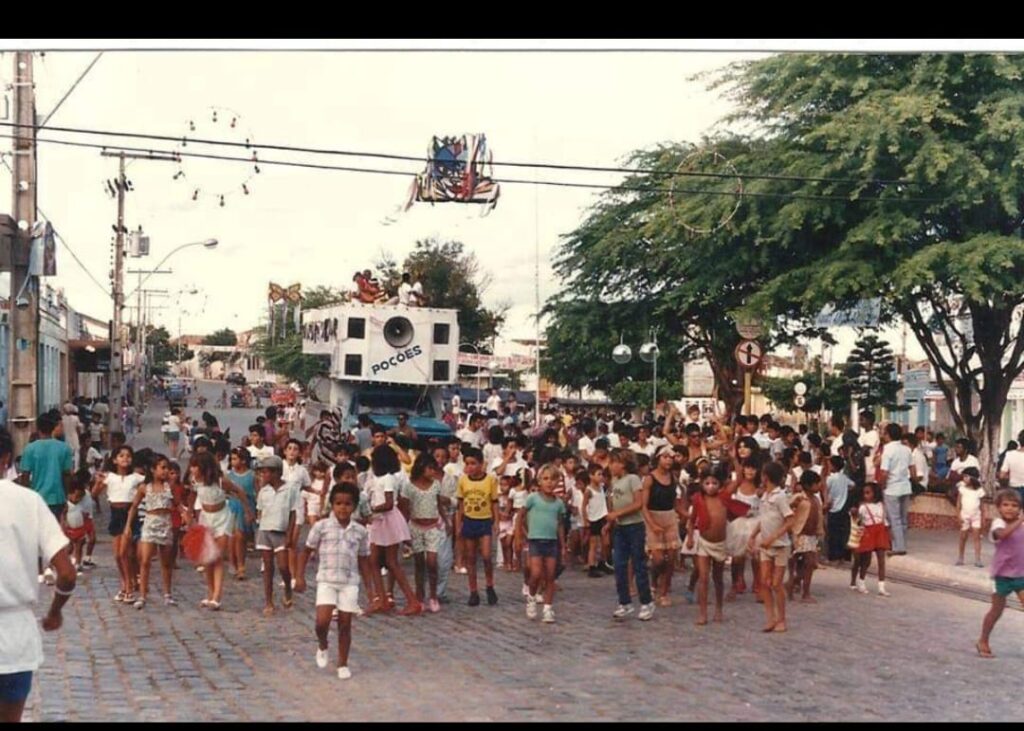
[47, 395, 1024, 680]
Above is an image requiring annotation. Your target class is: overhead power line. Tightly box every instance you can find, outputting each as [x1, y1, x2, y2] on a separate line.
[1, 132, 945, 204]
[0, 120, 921, 188]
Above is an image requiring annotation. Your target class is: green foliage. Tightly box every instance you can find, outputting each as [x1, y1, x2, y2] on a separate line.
[546, 138, 818, 415]
[759, 364, 852, 415]
[609, 380, 683, 407]
[844, 334, 904, 412]
[147, 326, 193, 369]
[202, 328, 237, 346]
[253, 333, 329, 386]
[705, 53, 1024, 480]
[376, 239, 507, 348]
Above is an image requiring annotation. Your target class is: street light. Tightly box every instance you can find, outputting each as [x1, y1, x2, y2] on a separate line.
[611, 328, 659, 413]
[459, 342, 487, 411]
[126, 239, 218, 299]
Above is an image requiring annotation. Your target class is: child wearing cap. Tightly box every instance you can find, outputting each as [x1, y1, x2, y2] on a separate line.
[256, 455, 296, 615]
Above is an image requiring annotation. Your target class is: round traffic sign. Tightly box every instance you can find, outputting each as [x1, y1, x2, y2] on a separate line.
[794, 381, 807, 396]
[734, 339, 763, 370]
[736, 317, 764, 340]
[794, 394, 807, 408]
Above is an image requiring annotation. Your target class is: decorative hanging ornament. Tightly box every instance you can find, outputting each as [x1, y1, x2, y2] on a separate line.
[173, 106, 259, 209]
[667, 148, 744, 235]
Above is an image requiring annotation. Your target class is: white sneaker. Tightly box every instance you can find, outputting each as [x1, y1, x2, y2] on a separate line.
[638, 603, 655, 621]
[612, 604, 634, 619]
[337, 666, 352, 680]
[316, 648, 329, 669]
[878, 586, 891, 597]
[856, 579, 869, 594]
[526, 594, 538, 619]
[521, 583, 530, 597]
[542, 605, 555, 623]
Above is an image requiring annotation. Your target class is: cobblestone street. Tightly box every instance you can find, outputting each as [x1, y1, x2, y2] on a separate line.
[25, 529, 1024, 722]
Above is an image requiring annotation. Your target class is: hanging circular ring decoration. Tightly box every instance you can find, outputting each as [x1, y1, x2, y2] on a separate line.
[172, 106, 260, 208]
[667, 148, 743, 235]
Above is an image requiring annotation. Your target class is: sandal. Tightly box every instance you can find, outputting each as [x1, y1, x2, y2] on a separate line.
[208, 600, 222, 611]
[283, 597, 294, 609]
[114, 590, 126, 603]
[976, 641, 994, 658]
[398, 601, 424, 616]
[199, 599, 212, 608]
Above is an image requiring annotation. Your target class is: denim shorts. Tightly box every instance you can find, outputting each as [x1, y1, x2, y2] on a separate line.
[529, 539, 559, 559]
[0, 670, 32, 703]
[461, 517, 492, 540]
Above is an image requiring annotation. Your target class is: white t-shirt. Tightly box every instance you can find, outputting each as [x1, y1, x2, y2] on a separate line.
[859, 428, 880, 474]
[167, 414, 181, 433]
[450, 394, 462, 414]
[577, 435, 596, 463]
[369, 471, 399, 509]
[489, 455, 527, 479]
[958, 484, 985, 518]
[880, 441, 913, 498]
[0, 479, 69, 674]
[911, 447, 929, 488]
[283, 462, 311, 514]
[951, 454, 981, 476]
[569, 486, 584, 528]
[485, 395, 502, 414]
[65, 499, 86, 529]
[247, 444, 276, 463]
[585, 486, 609, 522]
[629, 441, 656, 457]
[105, 472, 145, 503]
[1002, 450, 1024, 488]
[455, 428, 483, 448]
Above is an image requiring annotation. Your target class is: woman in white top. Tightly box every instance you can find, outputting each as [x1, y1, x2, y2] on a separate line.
[189, 452, 253, 610]
[164, 408, 183, 458]
[91, 445, 146, 603]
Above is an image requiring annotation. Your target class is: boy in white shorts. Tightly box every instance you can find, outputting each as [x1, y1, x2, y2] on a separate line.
[295, 482, 371, 680]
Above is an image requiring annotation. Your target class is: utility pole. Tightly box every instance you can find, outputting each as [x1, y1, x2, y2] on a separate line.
[109, 152, 127, 435]
[9, 52, 37, 457]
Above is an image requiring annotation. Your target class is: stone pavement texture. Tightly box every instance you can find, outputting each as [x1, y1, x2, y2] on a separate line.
[24, 529, 1024, 722]
[22, 383, 1022, 722]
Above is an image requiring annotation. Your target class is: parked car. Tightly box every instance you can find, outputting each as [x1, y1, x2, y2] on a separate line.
[230, 389, 247, 408]
[226, 372, 247, 385]
[167, 383, 187, 408]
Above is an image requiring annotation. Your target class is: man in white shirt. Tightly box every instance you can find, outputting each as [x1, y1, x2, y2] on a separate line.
[948, 438, 981, 488]
[909, 434, 930, 493]
[858, 412, 881, 479]
[879, 423, 913, 555]
[450, 392, 462, 418]
[577, 418, 598, 466]
[999, 430, 1024, 503]
[629, 425, 656, 457]
[455, 413, 485, 449]
[0, 428, 76, 722]
[395, 272, 424, 306]
[247, 424, 276, 463]
[484, 389, 502, 416]
[62, 403, 83, 470]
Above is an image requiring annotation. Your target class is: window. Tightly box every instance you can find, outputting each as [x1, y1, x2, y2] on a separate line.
[432, 360, 450, 382]
[347, 317, 366, 340]
[344, 354, 362, 377]
[433, 323, 450, 345]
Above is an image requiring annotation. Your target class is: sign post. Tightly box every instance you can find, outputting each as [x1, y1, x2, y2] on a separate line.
[734, 339, 763, 415]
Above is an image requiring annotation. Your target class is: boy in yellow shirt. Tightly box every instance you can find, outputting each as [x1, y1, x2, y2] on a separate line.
[456, 447, 500, 606]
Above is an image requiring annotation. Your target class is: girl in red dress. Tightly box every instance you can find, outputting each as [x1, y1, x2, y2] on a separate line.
[853, 482, 892, 597]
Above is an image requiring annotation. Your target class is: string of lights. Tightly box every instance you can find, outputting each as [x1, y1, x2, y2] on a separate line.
[0, 120, 922, 188]
[0, 132, 946, 205]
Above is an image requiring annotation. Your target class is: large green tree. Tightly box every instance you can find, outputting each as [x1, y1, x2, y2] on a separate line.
[713, 53, 1024, 484]
[547, 139, 816, 417]
[202, 328, 237, 346]
[845, 333, 903, 413]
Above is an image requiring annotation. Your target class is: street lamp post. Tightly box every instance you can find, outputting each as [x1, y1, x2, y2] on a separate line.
[612, 329, 660, 415]
[459, 342, 484, 410]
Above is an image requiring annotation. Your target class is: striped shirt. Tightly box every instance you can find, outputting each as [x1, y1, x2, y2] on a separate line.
[305, 516, 370, 586]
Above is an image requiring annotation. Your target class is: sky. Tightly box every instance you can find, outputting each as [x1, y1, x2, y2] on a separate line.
[0, 43, 950, 365]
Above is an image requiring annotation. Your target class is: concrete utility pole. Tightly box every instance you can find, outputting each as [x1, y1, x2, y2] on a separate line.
[9, 52, 37, 457]
[109, 152, 127, 434]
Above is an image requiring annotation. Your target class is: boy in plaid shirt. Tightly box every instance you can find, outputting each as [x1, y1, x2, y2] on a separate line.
[295, 482, 371, 680]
